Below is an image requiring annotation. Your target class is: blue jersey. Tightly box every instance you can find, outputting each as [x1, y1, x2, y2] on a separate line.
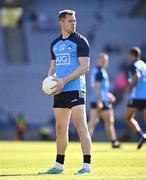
[128, 59, 146, 99]
[90, 66, 109, 103]
[50, 32, 89, 92]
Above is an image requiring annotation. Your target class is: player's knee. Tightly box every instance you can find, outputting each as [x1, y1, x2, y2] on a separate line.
[108, 121, 114, 127]
[56, 124, 67, 135]
[104, 118, 113, 126]
[78, 126, 89, 138]
[88, 122, 94, 129]
[125, 113, 132, 123]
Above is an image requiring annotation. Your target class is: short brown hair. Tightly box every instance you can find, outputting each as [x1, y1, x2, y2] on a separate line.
[59, 9, 75, 20]
[130, 47, 141, 58]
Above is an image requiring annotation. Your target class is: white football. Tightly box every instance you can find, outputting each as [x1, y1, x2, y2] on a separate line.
[42, 76, 57, 95]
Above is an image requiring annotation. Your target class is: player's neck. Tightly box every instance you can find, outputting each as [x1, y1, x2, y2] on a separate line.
[61, 31, 72, 39]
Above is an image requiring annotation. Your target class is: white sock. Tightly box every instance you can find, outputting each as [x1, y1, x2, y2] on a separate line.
[83, 163, 91, 170]
[54, 162, 64, 170]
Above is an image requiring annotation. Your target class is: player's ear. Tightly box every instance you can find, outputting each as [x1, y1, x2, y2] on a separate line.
[59, 20, 63, 26]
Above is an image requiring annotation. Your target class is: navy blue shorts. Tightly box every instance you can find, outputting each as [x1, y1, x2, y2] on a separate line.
[90, 101, 112, 111]
[127, 99, 146, 111]
[53, 91, 86, 108]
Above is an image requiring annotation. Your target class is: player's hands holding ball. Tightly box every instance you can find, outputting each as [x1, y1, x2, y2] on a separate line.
[42, 76, 65, 95]
[51, 77, 65, 95]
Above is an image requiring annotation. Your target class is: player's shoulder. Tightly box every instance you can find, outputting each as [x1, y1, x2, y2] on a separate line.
[72, 32, 87, 40]
[135, 59, 146, 66]
[129, 60, 140, 70]
[95, 66, 103, 76]
[95, 66, 103, 81]
[128, 61, 138, 73]
[96, 66, 102, 72]
[129, 60, 137, 68]
[70, 32, 89, 46]
[51, 35, 61, 47]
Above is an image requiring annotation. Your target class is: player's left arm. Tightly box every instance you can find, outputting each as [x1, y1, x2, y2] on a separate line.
[127, 66, 141, 92]
[63, 57, 90, 83]
[53, 57, 90, 94]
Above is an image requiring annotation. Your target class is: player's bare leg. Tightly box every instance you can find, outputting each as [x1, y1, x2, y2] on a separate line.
[125, 108, 140, 132]
[88, 109, 100, 136]
[101, 109, 120, 148]
[142, 109, 146, 147]
[143, 109, 146, 122]
[125, 107, 146, 149]
[72, 104, 91, 174]
[54, 108, 71, 155]
[39, 108, 71, 174]
[72, 105, 91, 155]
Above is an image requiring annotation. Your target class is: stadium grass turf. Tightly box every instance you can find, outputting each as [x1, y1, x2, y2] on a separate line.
[0, 142, 146, 180]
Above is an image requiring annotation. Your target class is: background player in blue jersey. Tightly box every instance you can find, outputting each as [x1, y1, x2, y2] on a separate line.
[125, 47, 146, 149]
[88, 53, 120, 148]
[40, 10, 92, 175]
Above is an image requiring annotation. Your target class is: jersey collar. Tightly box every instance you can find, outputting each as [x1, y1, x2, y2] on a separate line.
[60, 32, 75, 41]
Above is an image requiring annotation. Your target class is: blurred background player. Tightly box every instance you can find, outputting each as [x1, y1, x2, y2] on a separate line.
[40, 10, 91, 175]
[88, 53, 120, 148]
[125, 47, 146, 149]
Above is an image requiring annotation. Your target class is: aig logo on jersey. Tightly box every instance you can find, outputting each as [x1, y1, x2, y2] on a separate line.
[56, 53, 70, 65]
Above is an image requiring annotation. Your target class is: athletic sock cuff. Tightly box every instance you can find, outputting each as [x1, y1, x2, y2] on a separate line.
[83, 155, 91, 164]
[56, 154, 65, 164]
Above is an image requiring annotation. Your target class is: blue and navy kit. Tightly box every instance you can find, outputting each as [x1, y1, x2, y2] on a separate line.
[90, 66, 109, 103]
[50, 32, 89, 92]
[128, 59, 146, 100]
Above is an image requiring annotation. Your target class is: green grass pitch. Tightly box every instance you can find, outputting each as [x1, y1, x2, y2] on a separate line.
[0, 142, 146, 180]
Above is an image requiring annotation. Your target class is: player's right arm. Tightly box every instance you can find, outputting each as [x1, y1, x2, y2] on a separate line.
[48, 60, 56, 76]
[95, 81, 103, 110]
[95, 69, 103, 110]
[48, 40, 57, 76]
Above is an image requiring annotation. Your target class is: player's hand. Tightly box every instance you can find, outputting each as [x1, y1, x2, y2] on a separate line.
[108, 92, 116, 103]
[97, 101, 103, 110]
[51, 78, 65, 95]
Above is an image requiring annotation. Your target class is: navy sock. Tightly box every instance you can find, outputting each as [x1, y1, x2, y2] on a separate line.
[83, 155, 91, 164]
[56, 154, 65, 165]
[111, 139, 118, 143]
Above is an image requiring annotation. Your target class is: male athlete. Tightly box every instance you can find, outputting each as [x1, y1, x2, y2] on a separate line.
[125, 47, 146, 149]
[40, 10, 92, 175]
[88, 53, 120, 148]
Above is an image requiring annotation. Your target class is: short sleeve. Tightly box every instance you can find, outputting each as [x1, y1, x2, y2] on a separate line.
[129, 64, 138, 75]
[77, 37, 89, 57]
[95, 70, 103, 82]
[50, 43, 56, 60]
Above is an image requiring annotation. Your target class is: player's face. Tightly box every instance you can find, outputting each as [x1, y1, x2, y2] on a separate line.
[97, 56, 109, 68]
[60, 14, 76, 33]
[128, 54, 135, 62]
[104, 58, 109, 68]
